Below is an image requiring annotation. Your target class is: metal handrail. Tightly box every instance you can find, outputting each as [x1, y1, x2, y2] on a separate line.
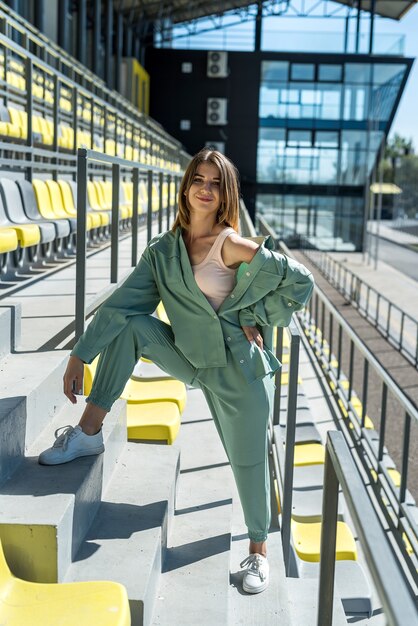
[319, 431, 418, 626]
[280, 239, 418, 588]
[300, 246, 418, 369]
[75, 148, 181, 340]
[269, 320, 300, 576]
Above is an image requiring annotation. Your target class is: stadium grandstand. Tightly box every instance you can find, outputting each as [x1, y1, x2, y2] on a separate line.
[0, 1, 417, 625]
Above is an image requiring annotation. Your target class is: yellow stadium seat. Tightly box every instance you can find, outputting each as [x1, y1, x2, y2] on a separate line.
[33, 116, 53, 145]
[0, 227, 19, 253]
[281, 371, 303, 386]
[371, 468, 401, 488]
[45, 180, 94, 230]
[0, 538, 130, 626]
[127, 401, 180, 444]
[87, 182, 110, 225]
[121, 378, 187, 413]
[98, 181, 130, 219]
[293, 444, 325, 466]
[58, 180, 103, 229]
[32, 179, 62, 221]
[7, 107, 25, 138]
[156, 301, 170, 325]
[291, 520, 357, 562]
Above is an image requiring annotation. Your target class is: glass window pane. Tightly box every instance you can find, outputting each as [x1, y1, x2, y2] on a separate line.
[318, 64, 342, 81]
[261, 61, 289, 82]
[291, 63, 315, 81]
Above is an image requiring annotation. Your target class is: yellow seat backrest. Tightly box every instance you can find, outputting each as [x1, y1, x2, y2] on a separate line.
[32, 179, 56, 220]
[45, 180, 67, 218]
[87, 181, 101, 209]
[58, 180, 76, 212]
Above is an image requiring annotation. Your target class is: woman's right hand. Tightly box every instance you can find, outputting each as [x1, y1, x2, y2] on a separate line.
[63, 355, 85, 404]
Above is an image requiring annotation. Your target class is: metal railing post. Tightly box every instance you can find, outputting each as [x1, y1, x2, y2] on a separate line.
[75, 148, 88, 341]
[273, 326, 284, 425]
[158, 171, 163, 233]
[317, 439, 339, 626]
[282, 324, 300, 576]
[147, 169, 153, 242]
[111, 162, 120, 283]
[166, 174, 172, 230]
[131, 167, 139, 266]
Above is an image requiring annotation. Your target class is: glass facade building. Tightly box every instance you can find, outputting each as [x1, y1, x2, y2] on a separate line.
[257, 57, 411, 250]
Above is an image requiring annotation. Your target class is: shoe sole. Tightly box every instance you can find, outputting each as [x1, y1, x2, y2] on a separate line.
[38, 446, 105, 466]
[242, 580, 269, 594]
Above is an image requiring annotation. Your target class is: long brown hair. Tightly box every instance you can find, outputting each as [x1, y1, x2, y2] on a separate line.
[171, 148, 240, 232]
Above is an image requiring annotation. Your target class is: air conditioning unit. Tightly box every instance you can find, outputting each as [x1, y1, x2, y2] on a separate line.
[207, 98, 228, 125]
[207, 51, 228, 78]
[205, 141, 225, 153]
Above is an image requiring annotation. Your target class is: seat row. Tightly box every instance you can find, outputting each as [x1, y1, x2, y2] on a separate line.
[0, 176, 174, 282]
[274, 327, 374, 617]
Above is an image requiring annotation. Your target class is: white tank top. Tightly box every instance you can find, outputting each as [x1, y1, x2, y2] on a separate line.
[192, 227, 237, 312]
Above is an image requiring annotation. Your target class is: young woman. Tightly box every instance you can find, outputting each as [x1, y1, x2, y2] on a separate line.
[39, 148, 314, 594]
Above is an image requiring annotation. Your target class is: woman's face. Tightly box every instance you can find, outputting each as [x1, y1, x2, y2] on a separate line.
[186, 161, 222, 217]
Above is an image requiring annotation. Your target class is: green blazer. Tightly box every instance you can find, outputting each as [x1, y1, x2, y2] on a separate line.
[71, 227, 314, 384]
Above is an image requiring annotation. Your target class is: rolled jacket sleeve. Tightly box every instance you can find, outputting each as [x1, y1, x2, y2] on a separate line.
[238, 254, 314, 328]
[71, 247, 160, 363]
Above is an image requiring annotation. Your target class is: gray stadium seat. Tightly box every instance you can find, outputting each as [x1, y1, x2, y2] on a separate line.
[0, 178, 55, 244]
[16, 179, 71, 239]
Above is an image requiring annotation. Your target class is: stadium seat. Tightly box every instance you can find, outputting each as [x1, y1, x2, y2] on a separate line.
[127, 401, 181, 444]
[0, 104, 21, 138]
[0, 538, 130, 626]
[0, 178, 56, 249]
[291, 520, 357, 562]
[293, 443, 326, 466]
[121, 378, 187, 413]
[32, 179, 76, 235]
[59, 180, 101, 230]
[0, 227, 18, 254]
[66, 180, 109, 230]
[16, 180, 71, 242]
[0, 188, 40, 248]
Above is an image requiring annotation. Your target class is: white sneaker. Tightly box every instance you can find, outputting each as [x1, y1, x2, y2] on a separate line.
[240, 553, 269, 594]
[38, 425, 104, 465]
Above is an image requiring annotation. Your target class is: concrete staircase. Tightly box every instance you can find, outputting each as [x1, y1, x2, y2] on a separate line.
[0, 235, 350, 626]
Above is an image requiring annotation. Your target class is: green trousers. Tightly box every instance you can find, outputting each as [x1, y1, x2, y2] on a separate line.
[87, 314, 274, 543]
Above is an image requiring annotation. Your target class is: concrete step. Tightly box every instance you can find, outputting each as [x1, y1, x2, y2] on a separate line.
[0, 350, 69, 483]
[228, 493, 292, 625]
[0, 398, 126, 583]
[0, 302, 21, 359]
[151, 388, 233, 626]
[65, 442, 180, 626]
[286, 577, 347, 626]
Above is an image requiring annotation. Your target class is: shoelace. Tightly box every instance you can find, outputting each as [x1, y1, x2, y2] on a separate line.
[52, 425, 78, 451]
[239, 554, 266, 581]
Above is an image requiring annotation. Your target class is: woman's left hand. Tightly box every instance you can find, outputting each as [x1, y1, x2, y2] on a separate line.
[241, 326, 263, 350]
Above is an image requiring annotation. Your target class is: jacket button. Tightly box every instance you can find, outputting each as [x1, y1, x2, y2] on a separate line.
[230, 294, 235, 299]
[239, 359, 244, 364]
[213, 314, 217, 319]
[227, 336, 232, 341]
[246, 271, 251, 276]
[288, 302, 292, 307]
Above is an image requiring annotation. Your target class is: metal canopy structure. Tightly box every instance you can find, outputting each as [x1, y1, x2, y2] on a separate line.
[118, 0, 417, 23]
[332, 0, 417, 20]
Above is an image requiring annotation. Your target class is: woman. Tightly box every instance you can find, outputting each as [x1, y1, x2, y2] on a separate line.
[38, 148, 314, 594]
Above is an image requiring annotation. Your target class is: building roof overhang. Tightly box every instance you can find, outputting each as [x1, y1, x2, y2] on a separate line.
[119, 0, 417, 23]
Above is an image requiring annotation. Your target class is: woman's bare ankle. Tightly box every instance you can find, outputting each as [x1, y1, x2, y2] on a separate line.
[78, 402, 107, 435]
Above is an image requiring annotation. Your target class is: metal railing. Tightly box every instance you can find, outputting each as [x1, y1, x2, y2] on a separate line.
[300, 247, 418, 369]
[75, 148, 181, 341]
[269, 321, 301, 576]
[319, 431, 418, 626]
[294, 261, 418, 591]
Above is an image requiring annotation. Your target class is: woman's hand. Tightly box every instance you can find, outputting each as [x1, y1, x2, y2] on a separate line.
[63, 355, 85, 404]
[241, 326, 263, 350]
